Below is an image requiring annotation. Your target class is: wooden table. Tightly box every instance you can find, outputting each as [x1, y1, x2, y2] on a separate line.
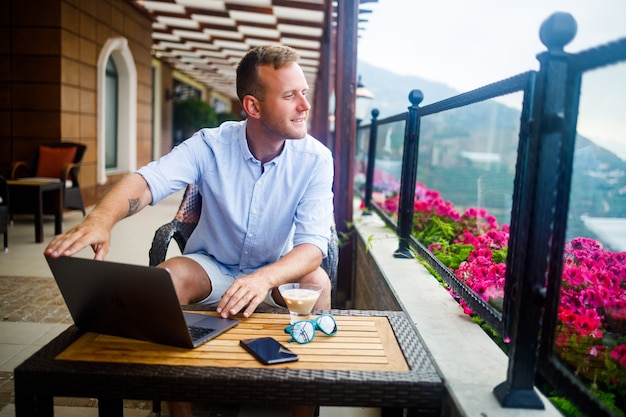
[7, 178, 63, 243]
[14, 310, 443, 416]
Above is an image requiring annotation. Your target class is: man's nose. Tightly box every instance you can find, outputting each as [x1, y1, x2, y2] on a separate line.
[298, 95, 311, 111]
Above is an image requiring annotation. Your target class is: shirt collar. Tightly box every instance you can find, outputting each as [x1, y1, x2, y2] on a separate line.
[238, 120, 285, 167]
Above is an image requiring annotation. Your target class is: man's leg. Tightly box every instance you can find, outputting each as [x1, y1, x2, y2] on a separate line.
[291, 405, 317, 417]
[168, 401, 193, 417]
[158, 256, 214, 417]
[158, 256, 214, 304]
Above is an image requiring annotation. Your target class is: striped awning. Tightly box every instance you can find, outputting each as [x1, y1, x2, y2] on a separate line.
[132, 0, 376, 100]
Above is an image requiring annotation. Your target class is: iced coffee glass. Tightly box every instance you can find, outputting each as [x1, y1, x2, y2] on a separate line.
[278, 283, 323, 324]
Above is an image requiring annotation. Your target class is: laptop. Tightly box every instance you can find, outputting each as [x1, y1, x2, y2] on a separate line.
[45, 255, 239, 349]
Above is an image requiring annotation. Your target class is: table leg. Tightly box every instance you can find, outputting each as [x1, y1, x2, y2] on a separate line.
[15, 391, 53, 417]
[54, 187, 62, 235]
[98, 397, 123, 417]
[381, 407, 403, 417]
[35, 188, 44, 243]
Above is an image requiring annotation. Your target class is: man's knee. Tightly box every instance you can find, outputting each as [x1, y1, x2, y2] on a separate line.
[299, 268, 331, 309]
[300, 267, 330, 289]
[158, 256, 212, 304]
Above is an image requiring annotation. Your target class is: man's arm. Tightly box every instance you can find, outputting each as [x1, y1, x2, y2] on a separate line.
[44, 173, 153, 260]
[216, 243, 323, 318]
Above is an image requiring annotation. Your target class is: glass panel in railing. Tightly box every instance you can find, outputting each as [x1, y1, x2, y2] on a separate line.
[414, 93, 524, 315]
[355, 120, 405, 212]
[555, 62, 626, 415]
[355, 124, 369, 193]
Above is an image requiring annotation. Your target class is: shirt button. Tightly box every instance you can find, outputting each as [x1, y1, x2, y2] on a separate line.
[244, 251, 249, 255]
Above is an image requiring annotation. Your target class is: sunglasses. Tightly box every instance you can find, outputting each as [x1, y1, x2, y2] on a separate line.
[284, 314, 338, 344]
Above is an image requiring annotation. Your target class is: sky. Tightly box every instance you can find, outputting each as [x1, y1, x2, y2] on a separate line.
[357, 0, 626, 160]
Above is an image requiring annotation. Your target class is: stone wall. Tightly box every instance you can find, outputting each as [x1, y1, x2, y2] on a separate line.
[353, 227, 403, 311]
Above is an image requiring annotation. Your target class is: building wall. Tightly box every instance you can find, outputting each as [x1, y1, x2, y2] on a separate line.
[0, 0, 64, 175]
[0, 0, 154, 206]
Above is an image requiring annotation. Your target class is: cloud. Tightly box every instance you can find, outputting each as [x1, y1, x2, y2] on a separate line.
[357, 0, 626, 156]
[358, 0, 626, 91]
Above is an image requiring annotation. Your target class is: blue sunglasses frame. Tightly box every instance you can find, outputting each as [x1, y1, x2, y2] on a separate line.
[284, 314, 338, 344]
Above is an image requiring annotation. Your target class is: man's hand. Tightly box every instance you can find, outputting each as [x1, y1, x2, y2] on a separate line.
[215, 244, 324, 318]
[216, 274, 274, 318]
[44, 173, 152, 260]
[44, 215, 112, 260]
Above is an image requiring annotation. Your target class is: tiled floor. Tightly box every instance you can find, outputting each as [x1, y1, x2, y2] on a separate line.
[0, 191, 379, 417]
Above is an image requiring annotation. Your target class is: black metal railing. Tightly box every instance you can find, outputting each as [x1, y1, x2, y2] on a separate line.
[355, 11, 626, 416]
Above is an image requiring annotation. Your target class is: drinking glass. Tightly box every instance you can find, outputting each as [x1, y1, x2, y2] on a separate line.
[278, 283, 323, 324]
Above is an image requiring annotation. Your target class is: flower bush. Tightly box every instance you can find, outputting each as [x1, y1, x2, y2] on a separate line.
[556, 238, 626, 412]
[373, 176, 626, 414]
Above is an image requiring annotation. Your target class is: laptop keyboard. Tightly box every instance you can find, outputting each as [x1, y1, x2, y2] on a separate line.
[188, 325, 215, 341]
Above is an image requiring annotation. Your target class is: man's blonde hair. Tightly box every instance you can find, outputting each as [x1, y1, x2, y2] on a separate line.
[236, 45, 300, 102]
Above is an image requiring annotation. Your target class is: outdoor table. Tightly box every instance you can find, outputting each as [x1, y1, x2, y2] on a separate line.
[14, 310, 443, 416]
[7, 178, 63, 243]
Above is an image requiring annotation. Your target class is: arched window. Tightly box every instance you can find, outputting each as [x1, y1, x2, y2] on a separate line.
[96, 37, 137, 184]
[105, 57, 119, 169]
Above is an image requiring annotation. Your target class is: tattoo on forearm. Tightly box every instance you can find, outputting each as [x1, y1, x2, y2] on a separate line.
[126, 198, 141, 217]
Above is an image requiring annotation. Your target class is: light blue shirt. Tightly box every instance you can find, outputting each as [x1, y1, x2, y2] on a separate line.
[137, 120, 335, 275]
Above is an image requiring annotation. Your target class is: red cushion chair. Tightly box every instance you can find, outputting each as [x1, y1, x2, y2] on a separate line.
[11, 142, 87, 216]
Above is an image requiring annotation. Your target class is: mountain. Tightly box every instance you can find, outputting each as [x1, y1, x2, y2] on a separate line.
[357, 60, 460, 118]
[355, 60, 626, 246]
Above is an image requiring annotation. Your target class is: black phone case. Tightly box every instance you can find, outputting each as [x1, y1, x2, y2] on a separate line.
[240, 337, 299, 365]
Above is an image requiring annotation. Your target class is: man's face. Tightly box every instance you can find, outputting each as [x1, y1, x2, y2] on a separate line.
[256, 62, 311, 140]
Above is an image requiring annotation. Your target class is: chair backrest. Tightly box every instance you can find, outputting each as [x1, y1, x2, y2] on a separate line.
[173, 183, 203, 243]
[12, 142, 87, 181]
[39, 142, 87, 163]
[35, 142, 87, 180]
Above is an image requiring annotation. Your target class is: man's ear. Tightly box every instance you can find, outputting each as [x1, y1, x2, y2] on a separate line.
[242, 95, 261, 119]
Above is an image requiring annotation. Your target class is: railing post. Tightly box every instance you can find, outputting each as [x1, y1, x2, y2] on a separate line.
[394, 90, 423, 258]
[494, 12, 577, 409]
[363, 108, 380, 215]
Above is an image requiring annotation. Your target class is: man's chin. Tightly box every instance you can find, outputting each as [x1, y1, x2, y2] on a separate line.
[290, 129, 308, 140]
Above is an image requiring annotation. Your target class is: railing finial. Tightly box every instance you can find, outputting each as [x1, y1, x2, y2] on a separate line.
[371, 108, 380, 119]
[539, 12, 577, 52]
[408, 89, 424, 107]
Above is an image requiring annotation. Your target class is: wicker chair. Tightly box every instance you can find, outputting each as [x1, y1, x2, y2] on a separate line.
[0, 176, 8, 250]
[148, 184, 339, 416]
[149, 184, 339, 302]
[11, 142, 87, 216]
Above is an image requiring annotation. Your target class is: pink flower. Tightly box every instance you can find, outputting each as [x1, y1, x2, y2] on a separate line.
[589, 345, 605, 357]
[379, 181, 626, 385]
[572, 309, 603, 338]
[610, 345, 626, 367]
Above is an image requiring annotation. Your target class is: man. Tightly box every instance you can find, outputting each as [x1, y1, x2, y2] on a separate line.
[45, 45, 334, 417]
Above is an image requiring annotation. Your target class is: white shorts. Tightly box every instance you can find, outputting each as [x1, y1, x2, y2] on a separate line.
[183, 253, 281, 308]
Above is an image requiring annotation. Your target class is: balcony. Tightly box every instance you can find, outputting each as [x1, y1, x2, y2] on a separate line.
[1, 4, 625, 417]
[349, 11, 626, 417]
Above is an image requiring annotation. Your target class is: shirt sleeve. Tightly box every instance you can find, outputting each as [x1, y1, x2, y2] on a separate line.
[292, 145, 335, 258]
[136, 133, 206, 205]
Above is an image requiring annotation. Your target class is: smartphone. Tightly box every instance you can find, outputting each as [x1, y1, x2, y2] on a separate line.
[240, 337, 299, 365]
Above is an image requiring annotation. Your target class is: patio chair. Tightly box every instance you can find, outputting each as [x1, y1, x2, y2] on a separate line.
[11, 142, 87, 216]
[149, 184, 338, 417]
[0, 175, 8, 250]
